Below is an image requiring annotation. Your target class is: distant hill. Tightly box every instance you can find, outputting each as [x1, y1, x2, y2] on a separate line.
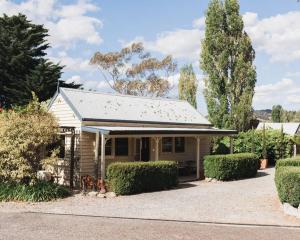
[254, 109, 272, 122]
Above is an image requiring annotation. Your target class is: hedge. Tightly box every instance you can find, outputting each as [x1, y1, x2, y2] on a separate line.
[0, 181, 70, 202]
[276, 157, 300, 169]
[106, 161, 178, 195]
[275, 166, 300, 207]
[204, 153, 259, 181]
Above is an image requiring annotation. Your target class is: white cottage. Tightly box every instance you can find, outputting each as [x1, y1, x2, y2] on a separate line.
[48, 88, 236, 186]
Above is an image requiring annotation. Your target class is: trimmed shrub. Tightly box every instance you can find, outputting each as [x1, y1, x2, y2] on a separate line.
[106, 161, 178, 195]
[275, 166, 300, 207]
[0, 181, 70, 202]
[276, 157, 300, 169]
[204, 153, 259, 181]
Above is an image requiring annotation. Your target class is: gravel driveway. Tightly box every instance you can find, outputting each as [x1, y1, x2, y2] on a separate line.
[1, 167, 299, 226]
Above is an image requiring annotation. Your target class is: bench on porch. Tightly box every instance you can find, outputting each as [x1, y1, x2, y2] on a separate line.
[177, 160, 196, 176]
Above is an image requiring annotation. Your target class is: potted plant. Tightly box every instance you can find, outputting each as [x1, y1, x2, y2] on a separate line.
[260, 124, 268, 169]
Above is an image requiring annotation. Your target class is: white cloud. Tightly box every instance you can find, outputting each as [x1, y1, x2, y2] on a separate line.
[49, 55, 96, 72]
[192, 17, 205, 29]
[254, 78, 300, 109]
[244, 11, 300, 62]
[0, 0, 103, 49]
[66, 75, 81, 84]
[285, 71, 300, 78]
[132, 28, 204, 61]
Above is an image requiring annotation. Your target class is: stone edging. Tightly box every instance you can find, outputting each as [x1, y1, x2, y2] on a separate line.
[283, 203, 300, 218]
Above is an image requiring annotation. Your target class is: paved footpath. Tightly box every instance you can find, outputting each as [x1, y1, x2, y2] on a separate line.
[1, 212, 300, 240]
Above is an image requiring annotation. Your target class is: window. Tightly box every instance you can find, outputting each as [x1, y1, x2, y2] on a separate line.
[175, 137, 185, 153]
[105, 139, 112, 156]
[115, 138, 128, 156]
[99, 138, 112, 156]
[162, 137, 173, 152]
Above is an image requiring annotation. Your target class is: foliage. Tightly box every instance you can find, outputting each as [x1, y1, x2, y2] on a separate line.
[0, 14, 81, 108]
[178, 64, 198, 108]
[282, 110, 300, 122]
[200, 0, 256, 131]
[0, 181, 70, 202]
[213, 129, 294, 164]
[271, 105, 284, 122]
[0, 94, 59, 182]
[275, 166, 300, 207]
[107, 161, 178, 195]
[90, 42, 177, 97]
[276, 157, 300, 169]
[204, 153, 259, 181]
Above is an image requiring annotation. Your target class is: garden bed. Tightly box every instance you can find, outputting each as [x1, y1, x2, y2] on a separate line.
[0, 181, 70, 202]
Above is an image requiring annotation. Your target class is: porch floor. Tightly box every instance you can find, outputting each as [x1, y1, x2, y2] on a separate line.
[178, 175, 197, 182]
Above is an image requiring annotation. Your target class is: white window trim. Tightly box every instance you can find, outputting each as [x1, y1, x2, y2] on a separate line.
[161, 137, 186, 154]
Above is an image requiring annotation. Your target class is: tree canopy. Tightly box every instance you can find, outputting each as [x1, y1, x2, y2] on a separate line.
[0, 14, 81, 108]
[200, 0, 256, 131]
[90, 42, 177, 97]
[178, 64, 198, 108]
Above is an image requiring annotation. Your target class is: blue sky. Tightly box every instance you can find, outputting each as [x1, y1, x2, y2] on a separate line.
[1, 0, 300, 114]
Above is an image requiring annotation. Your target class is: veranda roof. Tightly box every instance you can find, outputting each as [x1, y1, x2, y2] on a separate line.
[81, 126, 237, 136]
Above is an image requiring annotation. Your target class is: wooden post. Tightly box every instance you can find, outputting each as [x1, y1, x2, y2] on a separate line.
[69, 130, 75, 190]
[230, 137, 233, 154]
[93, 132, 100, 191]
[100, 133, 106, 180]
[154, 137, 160, 161]
[294, 144, 297, 157]
[196, 137, 200, 179]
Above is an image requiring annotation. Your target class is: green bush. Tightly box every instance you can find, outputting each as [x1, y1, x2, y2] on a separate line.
[106, 161, 178, 195]
[275, 166, 300, 207]
[0, 181, 70, 202]
[213, 130, 293, 164]
[204, 153, 259, 181]
[276, 157, 300, 169]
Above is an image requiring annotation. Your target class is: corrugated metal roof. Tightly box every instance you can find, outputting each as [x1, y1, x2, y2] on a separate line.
[59, 88, 211, 125]
[81, 126, 237, 135]
[256, 122, 300, 135]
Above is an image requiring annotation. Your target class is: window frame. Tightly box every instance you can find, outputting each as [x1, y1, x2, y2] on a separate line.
[161, 137, 173, 153]
[99, 138, 114, 157]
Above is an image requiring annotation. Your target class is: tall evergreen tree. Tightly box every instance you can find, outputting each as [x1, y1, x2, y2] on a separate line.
[271, 105, 283, 122]
[0, 14, 81, 108]
[200, 0, 256, 131]
[178, 64, 198, 108]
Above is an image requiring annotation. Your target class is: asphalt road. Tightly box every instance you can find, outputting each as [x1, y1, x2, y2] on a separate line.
[1, 212, 300, 240]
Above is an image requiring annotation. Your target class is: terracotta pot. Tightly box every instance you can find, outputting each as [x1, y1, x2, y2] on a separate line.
[259, 159, 268, 169]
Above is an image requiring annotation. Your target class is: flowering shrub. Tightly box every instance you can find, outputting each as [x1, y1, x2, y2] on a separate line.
[0, 94, 59, 183]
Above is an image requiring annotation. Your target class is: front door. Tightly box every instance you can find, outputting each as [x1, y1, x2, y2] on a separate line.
[141, 137, 150, 161]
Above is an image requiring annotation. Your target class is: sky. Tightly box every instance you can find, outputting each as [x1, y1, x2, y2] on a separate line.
[1, 0, 300, 114]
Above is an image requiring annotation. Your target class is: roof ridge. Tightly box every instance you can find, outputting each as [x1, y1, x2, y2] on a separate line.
[60, 87, 187, 103]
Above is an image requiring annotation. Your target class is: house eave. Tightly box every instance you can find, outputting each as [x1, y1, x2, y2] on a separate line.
[81, 118, 213, 127]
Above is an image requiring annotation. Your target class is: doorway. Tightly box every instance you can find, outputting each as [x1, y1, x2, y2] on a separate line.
[141, 137, 150, 161]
